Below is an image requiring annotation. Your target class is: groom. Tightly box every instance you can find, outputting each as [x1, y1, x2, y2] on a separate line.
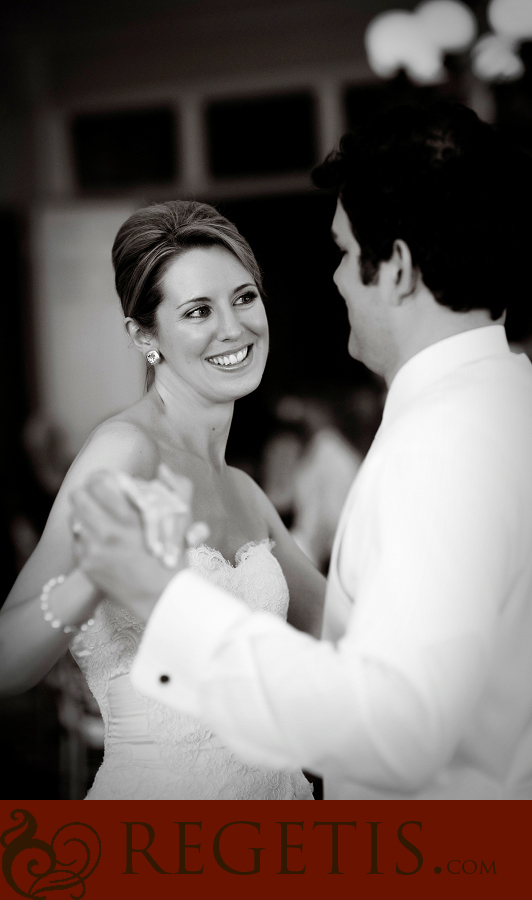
[72, 101, 532, 799]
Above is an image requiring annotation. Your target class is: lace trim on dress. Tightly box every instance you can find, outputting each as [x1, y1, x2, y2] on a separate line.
[71, 537, 313, 800]
[190, 537, 275, 569]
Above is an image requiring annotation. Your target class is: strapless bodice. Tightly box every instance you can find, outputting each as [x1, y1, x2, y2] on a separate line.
[71, 539, 313, 800]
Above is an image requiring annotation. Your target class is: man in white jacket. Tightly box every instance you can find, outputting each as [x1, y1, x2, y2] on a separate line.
[72, 101, 532, 799]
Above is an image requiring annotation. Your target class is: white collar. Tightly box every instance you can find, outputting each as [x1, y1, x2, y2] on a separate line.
[382, 325, 510, 428]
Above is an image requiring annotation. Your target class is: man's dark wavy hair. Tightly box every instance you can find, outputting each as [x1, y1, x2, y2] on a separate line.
[312, 100, 532, 321]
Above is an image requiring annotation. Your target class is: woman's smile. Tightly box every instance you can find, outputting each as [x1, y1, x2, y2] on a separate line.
[205, 343, 252, 369]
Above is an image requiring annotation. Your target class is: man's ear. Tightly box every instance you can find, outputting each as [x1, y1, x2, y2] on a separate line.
[390, 239, 418, 303]
[125, 317, 157, 355]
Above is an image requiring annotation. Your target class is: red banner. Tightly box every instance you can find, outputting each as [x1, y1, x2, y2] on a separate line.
[1, 800, 529, 899]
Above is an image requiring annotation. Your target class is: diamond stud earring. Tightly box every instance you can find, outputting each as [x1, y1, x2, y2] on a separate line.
[146, 349, 161, 365]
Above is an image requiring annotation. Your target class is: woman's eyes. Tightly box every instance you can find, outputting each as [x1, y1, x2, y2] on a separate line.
[186, 305, 210, 319]
[234, 290, 258, 305]
[185, 291, 258, 318]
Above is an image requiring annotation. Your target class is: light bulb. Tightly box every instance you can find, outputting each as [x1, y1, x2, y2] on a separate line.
[488, 0, 532, 41]
[416, 0, 478, 52]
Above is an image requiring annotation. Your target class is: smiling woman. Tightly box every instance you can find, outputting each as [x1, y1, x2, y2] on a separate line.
[137, 243, 269, 404]
[0, 199, 325, 800]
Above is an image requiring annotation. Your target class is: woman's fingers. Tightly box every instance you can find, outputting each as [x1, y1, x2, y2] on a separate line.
[84, 471, 140, 523]
[157, 463, 193, 510]
[70, 487, 113, 566]
[151, 467, 195, 563]
[185, 521, 210, 548]
[72, 467, 198, 572]
[71, 487, 109, 537]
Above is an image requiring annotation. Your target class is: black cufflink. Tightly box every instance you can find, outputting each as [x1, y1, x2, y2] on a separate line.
[160, 674, 170, 684]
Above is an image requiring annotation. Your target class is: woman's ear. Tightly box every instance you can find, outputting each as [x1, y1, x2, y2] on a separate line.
[125, 317, 157, 355]
[391, 239, 418, 302]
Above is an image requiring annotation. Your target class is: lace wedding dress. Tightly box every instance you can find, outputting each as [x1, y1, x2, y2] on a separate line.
[71, 539, 313, 800]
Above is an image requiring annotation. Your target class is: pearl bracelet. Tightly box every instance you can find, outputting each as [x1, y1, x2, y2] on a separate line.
[39, 575, 95, 636]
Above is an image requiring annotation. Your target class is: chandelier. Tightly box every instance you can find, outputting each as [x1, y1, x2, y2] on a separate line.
[365, 0, 532, 84]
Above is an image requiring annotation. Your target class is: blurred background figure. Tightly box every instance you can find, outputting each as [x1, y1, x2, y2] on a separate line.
[10, 413, 72, 569]
[44, 654, 105, 801]
[1, 0, 531, 798]
[261, 382, 384, 572]
[2, 408, 104, 800]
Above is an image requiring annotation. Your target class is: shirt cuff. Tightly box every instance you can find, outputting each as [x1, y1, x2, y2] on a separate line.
[130, 567, 253, 716]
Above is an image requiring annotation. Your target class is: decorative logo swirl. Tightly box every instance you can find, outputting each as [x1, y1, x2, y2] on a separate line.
[1, 809, 101, 898]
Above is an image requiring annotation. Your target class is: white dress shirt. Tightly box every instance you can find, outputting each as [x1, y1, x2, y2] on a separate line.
[131, 326, 532, 799]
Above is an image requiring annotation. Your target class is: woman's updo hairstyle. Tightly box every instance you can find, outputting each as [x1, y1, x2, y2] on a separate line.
[112, 200, 263, 383]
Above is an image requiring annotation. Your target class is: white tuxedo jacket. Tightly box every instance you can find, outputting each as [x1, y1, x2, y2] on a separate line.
[132, 327, 532, 799]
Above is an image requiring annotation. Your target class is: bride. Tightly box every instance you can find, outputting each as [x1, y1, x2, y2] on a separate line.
[0, 200, 325, 799]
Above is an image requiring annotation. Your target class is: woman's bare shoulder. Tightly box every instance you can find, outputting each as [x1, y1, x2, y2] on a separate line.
[228, 464, 260, 493]
[3, 411, 161, 613]
[63, 416, 160, 493]
[229, 465, 276, 519]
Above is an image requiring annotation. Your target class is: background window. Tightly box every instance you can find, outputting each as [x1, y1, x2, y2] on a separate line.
[72, 107, 177, 190]
[207, 92, 317, 178]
